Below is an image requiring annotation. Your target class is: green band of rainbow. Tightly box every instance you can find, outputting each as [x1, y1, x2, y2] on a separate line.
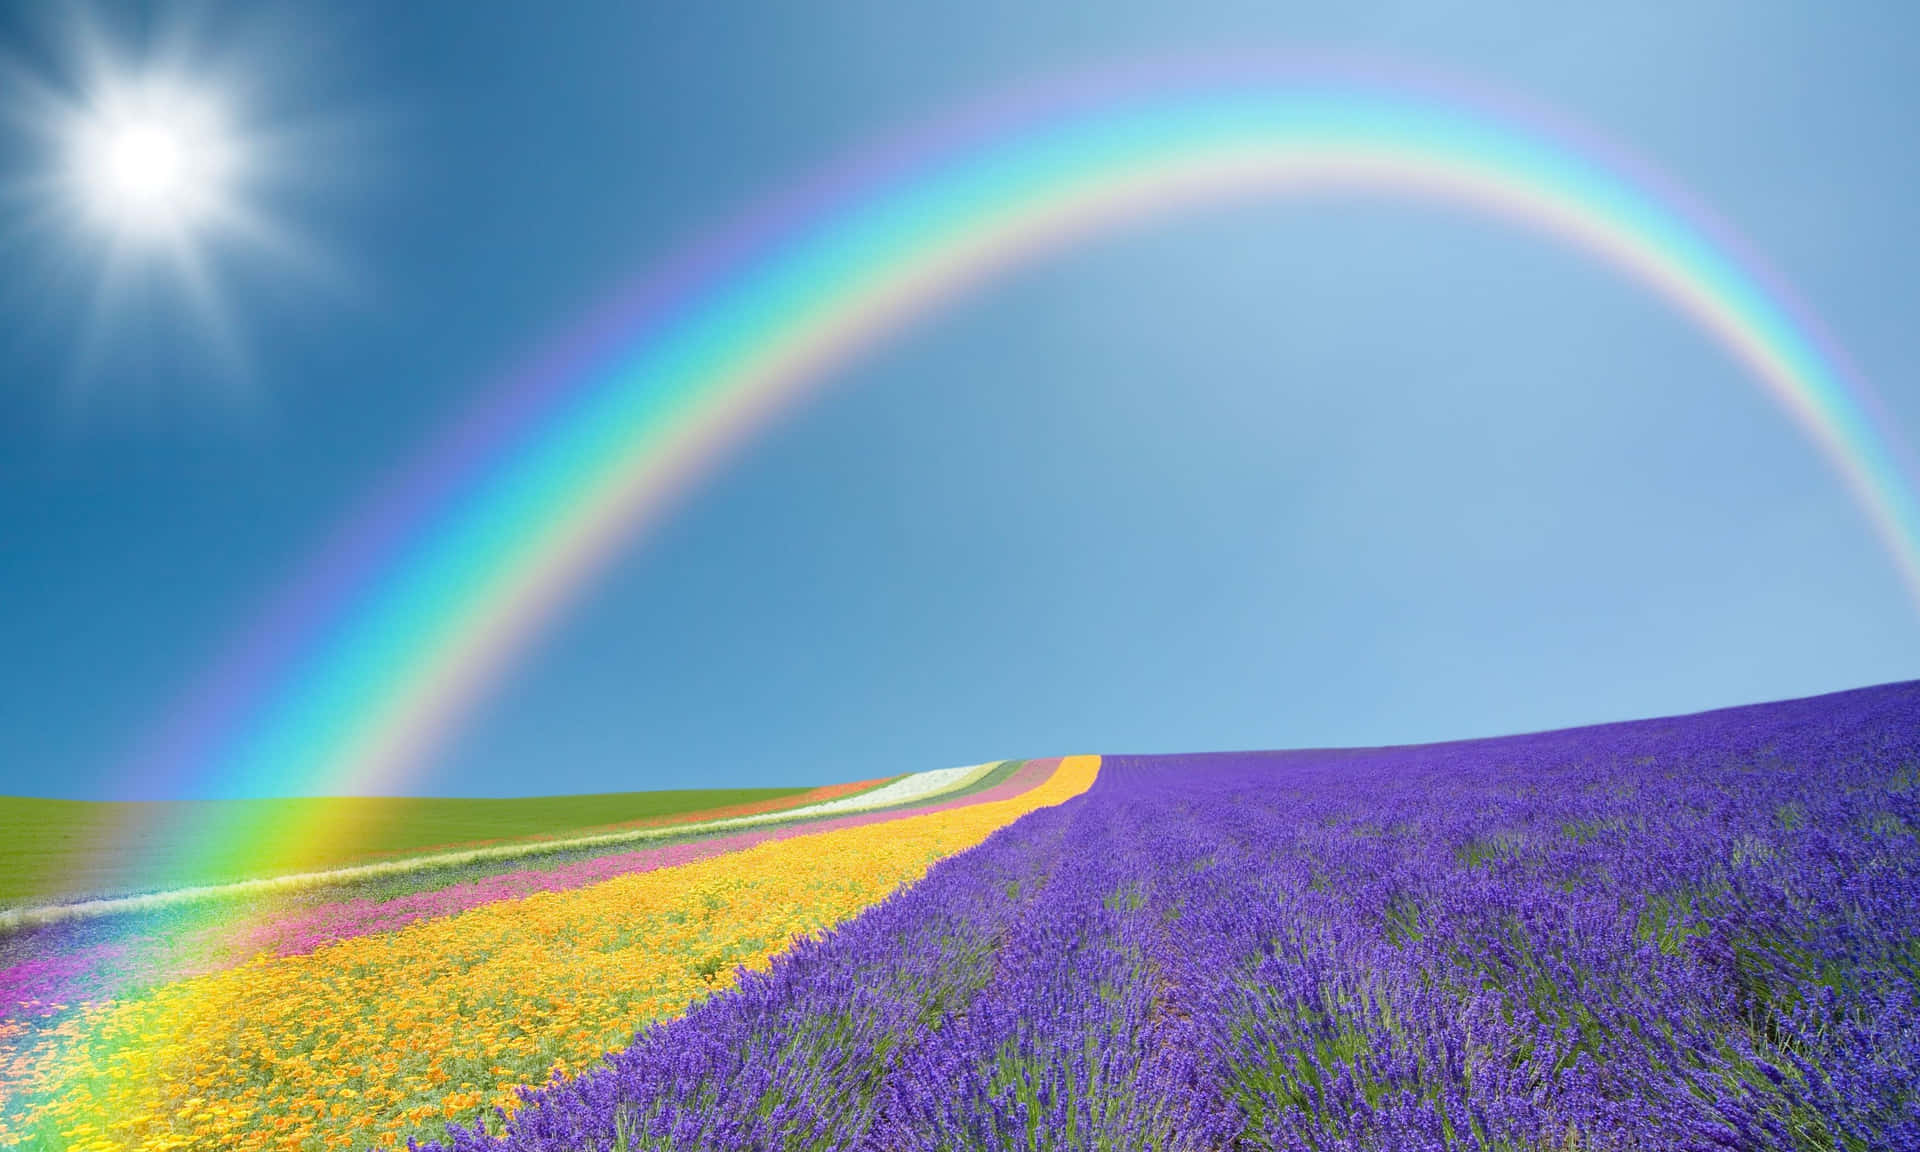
[173, 86, 1916, 866]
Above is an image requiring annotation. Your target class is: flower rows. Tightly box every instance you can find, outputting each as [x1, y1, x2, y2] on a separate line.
[0, 757, 1096, 1151]
[788, 764, 998, 817]
[424, 685, 1920, 1151]
[222, 760, 1052, 965]
[0, 762, 1040, 1021]
[3, 774, 925, 936]
[0, 780, 884, 1024]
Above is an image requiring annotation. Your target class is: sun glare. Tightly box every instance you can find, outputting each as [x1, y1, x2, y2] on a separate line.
[2, 6, 345, 395]
[62, 73, 244, 246]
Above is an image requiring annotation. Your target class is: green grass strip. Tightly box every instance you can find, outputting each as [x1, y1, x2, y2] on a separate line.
[0, 787, 815, 910]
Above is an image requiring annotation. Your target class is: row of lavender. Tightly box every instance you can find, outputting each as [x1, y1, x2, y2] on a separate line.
[419, 682, 1920, 1151]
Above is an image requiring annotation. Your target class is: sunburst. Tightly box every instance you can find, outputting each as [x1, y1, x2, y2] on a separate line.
[58, 65, 246, 248]
[1, 5, 345, 403]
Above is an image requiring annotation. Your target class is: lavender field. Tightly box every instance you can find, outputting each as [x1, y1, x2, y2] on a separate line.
[425, 682, 1920, 1151]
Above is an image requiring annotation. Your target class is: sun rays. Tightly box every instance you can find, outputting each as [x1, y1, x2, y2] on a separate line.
[0, 4, 352, 409]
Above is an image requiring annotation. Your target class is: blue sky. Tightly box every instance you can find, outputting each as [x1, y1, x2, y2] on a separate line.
[1, 1, 1915, 800]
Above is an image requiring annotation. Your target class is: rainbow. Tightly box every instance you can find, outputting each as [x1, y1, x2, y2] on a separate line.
[129, 78, 1917, 872]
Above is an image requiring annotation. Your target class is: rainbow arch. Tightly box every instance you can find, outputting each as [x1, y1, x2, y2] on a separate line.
[136, 80, 1917, 866]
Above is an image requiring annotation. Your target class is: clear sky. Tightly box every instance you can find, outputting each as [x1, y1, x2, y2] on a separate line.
[1, 1, 1915, 800]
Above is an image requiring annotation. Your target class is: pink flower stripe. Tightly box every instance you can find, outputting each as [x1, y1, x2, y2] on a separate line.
[0, 945, 130, 1016]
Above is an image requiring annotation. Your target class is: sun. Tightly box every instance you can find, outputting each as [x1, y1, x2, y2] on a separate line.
[2, 6, 344, 395]
[60, 71, 245, 247]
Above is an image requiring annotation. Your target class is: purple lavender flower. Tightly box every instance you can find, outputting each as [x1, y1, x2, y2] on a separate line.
[411, 681, 1920, 1152]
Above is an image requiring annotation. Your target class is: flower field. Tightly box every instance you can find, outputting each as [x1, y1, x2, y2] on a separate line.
[0, 761, 1031, 1018]
[5, 682, 1919, 1151]
[0, 759, 1092, 1150]
[420, 682, 1918, 1151]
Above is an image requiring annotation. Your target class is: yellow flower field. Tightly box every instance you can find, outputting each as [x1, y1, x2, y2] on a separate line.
[0, 757, 1098, 1152]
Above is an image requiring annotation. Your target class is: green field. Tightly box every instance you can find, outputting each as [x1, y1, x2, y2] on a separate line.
[0, 787, 813, 908]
